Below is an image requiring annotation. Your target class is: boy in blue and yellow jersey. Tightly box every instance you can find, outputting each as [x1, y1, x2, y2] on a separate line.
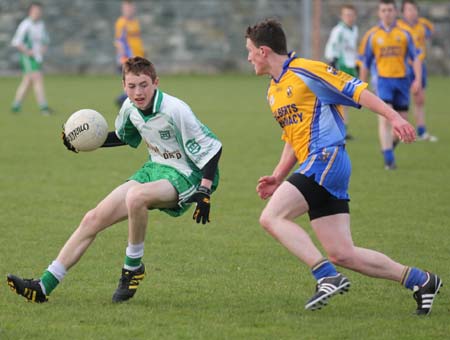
[357, 26, 378, 94]
[246, 18, 441, 315]
[114, 0, 145, 106]
[360, 0, 421, 169]
[398, 0, 437, 141]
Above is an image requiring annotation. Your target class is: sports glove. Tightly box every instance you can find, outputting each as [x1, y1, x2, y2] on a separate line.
[61, 125, 78, 153]
[330, 58, 338, 69]
[186, 186, 211, 224]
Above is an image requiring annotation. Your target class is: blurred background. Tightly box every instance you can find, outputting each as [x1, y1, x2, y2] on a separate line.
[1, 0, 449, 75]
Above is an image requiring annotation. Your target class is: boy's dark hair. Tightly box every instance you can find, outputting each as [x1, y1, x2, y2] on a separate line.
[245, 19, 288, 55]
[341, 4, 357, 13]
[401, 0, 418, 11]
[28, 2, 43, 12]
[379, 0, 397, 8]
[122, 57, 157, 82]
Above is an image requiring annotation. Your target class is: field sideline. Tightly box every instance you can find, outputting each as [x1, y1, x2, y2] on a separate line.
[0, 74, 449, 339]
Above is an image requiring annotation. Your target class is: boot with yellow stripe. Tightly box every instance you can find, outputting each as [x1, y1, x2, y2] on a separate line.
[6, 274, 48, 303]
[112, 263, 145, 303]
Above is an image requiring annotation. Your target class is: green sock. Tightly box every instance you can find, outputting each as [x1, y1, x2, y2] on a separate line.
[40, 270, 59, 295]
[124, 256, 142, 270]
[11, 102, 21, 112]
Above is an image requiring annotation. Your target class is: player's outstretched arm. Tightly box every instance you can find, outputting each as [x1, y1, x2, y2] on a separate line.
[101, 131, 127, 148]
[186, 148, 222, 224]
[359, 89, 416, 143]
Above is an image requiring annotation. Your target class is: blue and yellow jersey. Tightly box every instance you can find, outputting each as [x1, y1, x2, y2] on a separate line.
[397, 17, 434, 61]
[357, 26, 378, 70]
[267, 53, 368, 163]
[363, 21, 417, 78]
[115, 16, 145, 64]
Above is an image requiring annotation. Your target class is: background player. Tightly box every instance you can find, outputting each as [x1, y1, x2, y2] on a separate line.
[114, 0, 145, 106]
[360, 0, 421, 170]
[398, 0, 437, 142]
[245, 18, 441, 315]
[11, 2, 51, 115]
[7, 57, 222, 304]
[324, 4, 358, 140]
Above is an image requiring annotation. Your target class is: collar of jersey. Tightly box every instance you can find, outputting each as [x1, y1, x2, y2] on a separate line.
[378, 20, 397, 32]
[273, 51, 297, 84]
[135, 89, 163, 121]
[339, 21, 355, 31]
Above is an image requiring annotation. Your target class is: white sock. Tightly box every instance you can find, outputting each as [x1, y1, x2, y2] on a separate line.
[47, 260, 67, 282]
[124, 242, 144, 271]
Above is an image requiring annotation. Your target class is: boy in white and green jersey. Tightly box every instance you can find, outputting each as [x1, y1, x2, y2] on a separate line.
[324, 4, 359, 139]
[10, 2, 51, 114]
[324, 4, 359, 77]
[115, 88, 221, 216]
[7, 57, 222, 304]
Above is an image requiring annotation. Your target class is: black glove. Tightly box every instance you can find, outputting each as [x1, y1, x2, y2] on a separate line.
[61, 126, 78, 153]
[330, 58, 338, 69]
[186, 186, 211, 224]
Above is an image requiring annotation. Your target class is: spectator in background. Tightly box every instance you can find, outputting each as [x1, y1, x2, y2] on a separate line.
[324, 4, 358, 140]
[360, 0, 421, 170]
[114, 0, 145, 107]
[11, 2, 51, 115]
[398, 0, 437, 142]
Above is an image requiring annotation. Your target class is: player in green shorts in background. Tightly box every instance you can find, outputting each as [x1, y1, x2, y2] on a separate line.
[11, 2, 51, 115]
[7, 56, 222, 303]
[324, 4, 359, 139]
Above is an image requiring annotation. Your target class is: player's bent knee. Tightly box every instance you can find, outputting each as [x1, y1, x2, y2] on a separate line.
[125, 186, 150, 210]
[79, 209, 104, 234]
[259, 210, 277, 233]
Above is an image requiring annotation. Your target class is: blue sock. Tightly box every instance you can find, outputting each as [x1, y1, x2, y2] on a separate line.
[417, 126, 426, 137]
[382, 149, 395, 166]
[311, 259, 338, 281]
[403, 267, 427, 290]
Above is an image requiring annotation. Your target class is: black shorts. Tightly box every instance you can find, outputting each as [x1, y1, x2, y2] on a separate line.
[286, 172, 349, 221]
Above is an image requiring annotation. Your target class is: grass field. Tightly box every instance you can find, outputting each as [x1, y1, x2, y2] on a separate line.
[0, 73, 449, 340]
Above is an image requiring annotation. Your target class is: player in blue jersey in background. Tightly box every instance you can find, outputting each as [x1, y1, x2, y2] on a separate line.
[398, 0, 437, 142]
[360, 0, 421, 170]
[246, 18, 441, 315]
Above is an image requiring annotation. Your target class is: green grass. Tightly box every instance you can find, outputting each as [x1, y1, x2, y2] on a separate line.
[0, 73, 449, 340]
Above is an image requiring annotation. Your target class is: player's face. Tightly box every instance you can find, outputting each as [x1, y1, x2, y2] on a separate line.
[29, 5, 42, 21]
[123, 73, 159, 110]
[402, 3, 418, 23]
[246, 38, 269, 76]
[122, 2, 135, 19]
[341, 8, 356, 27]
[378, 4, 397, 27]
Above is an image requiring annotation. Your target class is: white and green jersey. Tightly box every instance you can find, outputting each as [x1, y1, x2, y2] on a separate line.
[324, 22, 358, 69]
[11, 17, 49, 63]
[115, 89, 222, 180]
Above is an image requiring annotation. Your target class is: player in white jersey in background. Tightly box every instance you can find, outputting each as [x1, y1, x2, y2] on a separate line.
[11, 2, 51, 115]
[324, 4, 358, 140]
[7, 57, 222, 303]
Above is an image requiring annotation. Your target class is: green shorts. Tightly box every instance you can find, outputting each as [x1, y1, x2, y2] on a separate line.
[338, 64, 358, 78]
[20, 54, 42, 73]
[129, 161, 219, 217]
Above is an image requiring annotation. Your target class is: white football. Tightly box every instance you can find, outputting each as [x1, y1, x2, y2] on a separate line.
[64, 109, 108, 151]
